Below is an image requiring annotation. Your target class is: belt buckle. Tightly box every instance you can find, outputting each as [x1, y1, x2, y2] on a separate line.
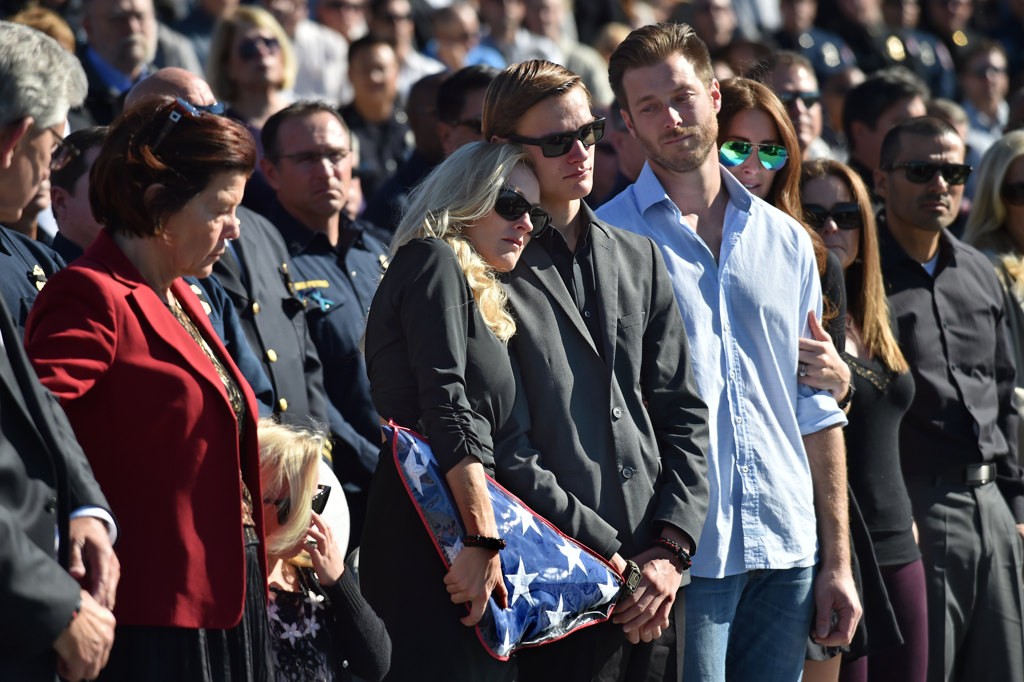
[965, 463, 994, 486]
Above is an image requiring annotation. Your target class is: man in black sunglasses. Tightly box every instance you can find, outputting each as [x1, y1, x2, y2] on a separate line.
[484, 58, 710, 681]
[876, 116, 1024, 682]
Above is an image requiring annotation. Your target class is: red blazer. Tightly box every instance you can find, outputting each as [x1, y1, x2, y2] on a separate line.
[24, 230, 266, 630]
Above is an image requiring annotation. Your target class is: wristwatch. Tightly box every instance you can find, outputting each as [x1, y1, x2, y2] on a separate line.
[617, 559, 642, 603]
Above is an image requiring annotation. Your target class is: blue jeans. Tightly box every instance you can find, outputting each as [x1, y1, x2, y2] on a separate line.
[683, 566, 815, 682]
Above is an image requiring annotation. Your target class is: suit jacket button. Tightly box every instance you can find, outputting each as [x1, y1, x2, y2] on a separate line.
[266, 349, 278, 363]
[45, 497, 57, 514]
[622, 466, 635, 479]
[611, 406, 623, 419]
[251, 301, 261, 315]
[278, 398, 289, 412]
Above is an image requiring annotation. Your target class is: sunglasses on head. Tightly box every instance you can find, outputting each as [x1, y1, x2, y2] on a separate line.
[1003, 182, 1024, 206]
[494, 186, 552, 238]
[238, 35, 280, 61]
[507, 118, 606, 158]
[267, 484, 331, 525]
[882, 161, 972, 185]
[150, 97, 203, 152]
[719, 140, 788, 171]
[803, 202, 863, 231]
[778, 91, 821, 109]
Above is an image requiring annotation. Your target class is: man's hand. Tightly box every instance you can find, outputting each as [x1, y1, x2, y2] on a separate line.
[53, 590, 116, 682]
[811, 563, 862, 647]
[68, 517, 120, 609]
[612, 548, 682, 644]
[1017, 523, 1024, 542]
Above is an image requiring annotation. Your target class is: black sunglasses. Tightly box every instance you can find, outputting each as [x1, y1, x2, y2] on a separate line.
[150, 97, 203, 152]
[882, 161, 972, 185]
[803, 202, 863, 231]
[507, 118, 606, 158]
[494, 186, 552, 238]
[238, 35, 280, 61]
[778, 91, 821, 109]
[50, 137, 81, 173]
[1003, 182, 1024, 206]
[267, 484, 331, 524]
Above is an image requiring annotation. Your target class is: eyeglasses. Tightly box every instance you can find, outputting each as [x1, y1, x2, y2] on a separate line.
[238, 35, 281, 61]
[452, 117, 482, 134]
[719, 140, 788, 171]
[321, 0, 365, 10]
[266, 484, 331, 525]
[778, 91, 821, 109]
[381, 11, 412, 22]
[494, 186, 552, 238]
[507, 118, 606, 158]
[970, 64, 1007, 78]
[278, 148, 351, 166]
[194, 101, 226, 116]
[150, 97, 203, 153]
[803, 202, 863, 231]
[1002, 182, 1024, 206]
[882, 161, 972, 185]
[50, 137, 81, 173]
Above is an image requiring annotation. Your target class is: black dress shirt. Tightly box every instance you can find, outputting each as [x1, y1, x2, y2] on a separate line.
[532, 205, 605, 360]
[879, 219, 1024, 521]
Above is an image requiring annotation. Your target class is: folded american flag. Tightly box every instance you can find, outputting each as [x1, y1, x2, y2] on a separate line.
[387, 424, 623, 661]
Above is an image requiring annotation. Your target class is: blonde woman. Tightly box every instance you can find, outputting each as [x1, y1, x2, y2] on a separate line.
[802, 159, 927, 682]
[360, 142, 550, 681]
[207, 6, 296, 136]
[963, 130, 1024, 453]
[258, 420, 391, 682]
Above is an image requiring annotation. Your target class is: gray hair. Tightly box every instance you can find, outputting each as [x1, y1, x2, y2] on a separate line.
[0, 21, 87, 129]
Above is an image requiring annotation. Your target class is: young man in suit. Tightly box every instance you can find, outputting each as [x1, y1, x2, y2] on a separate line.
[484, 59, 710, 681]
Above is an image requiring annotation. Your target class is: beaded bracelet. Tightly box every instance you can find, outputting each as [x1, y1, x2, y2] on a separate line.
[654, 536, 693, 570]
[463, 535, 507, 551]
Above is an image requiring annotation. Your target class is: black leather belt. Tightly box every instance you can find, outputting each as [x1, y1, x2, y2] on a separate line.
[931, 462, 995, 487]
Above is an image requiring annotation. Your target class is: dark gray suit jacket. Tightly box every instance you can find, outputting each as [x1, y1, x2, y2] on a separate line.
[0, 294, 111, 680]
[495, 206, 710, 569]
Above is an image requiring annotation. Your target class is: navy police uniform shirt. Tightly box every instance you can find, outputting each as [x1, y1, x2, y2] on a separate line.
[0, 226, 65, 337]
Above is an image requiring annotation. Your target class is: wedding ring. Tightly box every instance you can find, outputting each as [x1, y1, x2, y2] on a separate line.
[306, 538, 318, 549]
[798, 362, 808, 377]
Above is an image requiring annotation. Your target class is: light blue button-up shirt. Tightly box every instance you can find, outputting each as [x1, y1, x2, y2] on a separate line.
[598, 164, 847, 578]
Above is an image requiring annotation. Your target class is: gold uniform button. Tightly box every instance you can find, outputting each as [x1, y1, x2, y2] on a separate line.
[251, 301, 261, 315]
[277, 398, 288, 412]
[266, 349, 278, 363]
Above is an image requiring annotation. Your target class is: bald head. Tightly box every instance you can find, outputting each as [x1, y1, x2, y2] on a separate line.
[125, 67, 217, 109]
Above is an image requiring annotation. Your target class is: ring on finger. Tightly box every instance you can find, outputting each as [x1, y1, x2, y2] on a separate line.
[798, 362, 808, 377]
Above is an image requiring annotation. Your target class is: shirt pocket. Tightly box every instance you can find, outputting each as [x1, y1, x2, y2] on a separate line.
[618, 311, 646, 330]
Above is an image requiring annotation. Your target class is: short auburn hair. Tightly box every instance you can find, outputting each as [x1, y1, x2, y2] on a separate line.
[608, 22, 713, 114]
[482, 60, 590, 140]
[90, 98, 257, 238]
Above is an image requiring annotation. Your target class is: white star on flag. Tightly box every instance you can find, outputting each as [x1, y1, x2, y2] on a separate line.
[507, 557, 539, 607]
[498, 625, 513, 657]
[403, 449, 429, 495]
[557, 536, 588, 575]
[546, 594, 570, 630]
[597, 571, 620, 605]
[510, 501, 542, 537]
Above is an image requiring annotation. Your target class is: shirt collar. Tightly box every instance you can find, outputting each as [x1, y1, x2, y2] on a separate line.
[633, 161, 753, 217]
[269, 197, 362, 256]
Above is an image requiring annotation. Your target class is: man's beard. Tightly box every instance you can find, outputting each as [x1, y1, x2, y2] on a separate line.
[642, 117, 718, 174]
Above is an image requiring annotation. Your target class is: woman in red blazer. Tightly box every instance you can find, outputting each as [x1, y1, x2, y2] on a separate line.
[25, 98, 272, 682]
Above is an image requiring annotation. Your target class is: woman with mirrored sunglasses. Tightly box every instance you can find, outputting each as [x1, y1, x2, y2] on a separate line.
[718, 78, 852, 407]
[964, 130, 1024, 456]
[258, 419, 391, 682]
[801, 159, 928, 682]
[361, 142, 545, 681]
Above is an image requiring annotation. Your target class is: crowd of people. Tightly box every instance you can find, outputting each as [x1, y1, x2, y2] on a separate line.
[2, 1, 1024, 682]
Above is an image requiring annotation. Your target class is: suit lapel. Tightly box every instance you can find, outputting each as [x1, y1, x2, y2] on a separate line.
[213, 245, 247, 300]
[0, 306, 48, 447]
[517, 239, 599, 356]
[589, 220, 620, 375]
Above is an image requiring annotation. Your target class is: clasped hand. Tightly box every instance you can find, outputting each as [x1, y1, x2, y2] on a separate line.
[611, 548, 682, 645]
[444, 546, 508, 627]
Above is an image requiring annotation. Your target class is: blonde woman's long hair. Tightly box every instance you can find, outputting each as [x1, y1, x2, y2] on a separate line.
[801, 159, 909, 374]
[390, 142, 529, 342]
[258, 418, 327, 558]
[963, 130, 1024, 254]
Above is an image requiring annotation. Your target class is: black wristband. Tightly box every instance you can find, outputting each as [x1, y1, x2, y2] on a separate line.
[463, 534, 506, 551]
[836, 381, 856, 409]
[654, 536, 693, 570]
